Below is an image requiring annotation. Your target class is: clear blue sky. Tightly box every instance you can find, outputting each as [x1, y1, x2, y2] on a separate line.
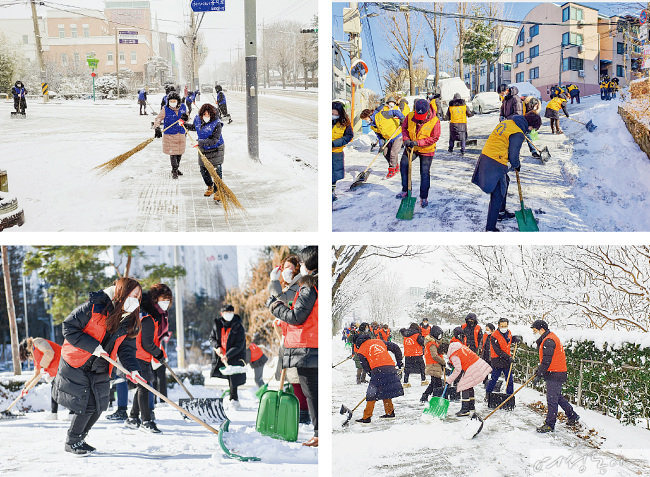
[332, 2, 643, 93]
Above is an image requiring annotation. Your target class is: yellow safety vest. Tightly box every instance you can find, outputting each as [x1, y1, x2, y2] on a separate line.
[567, 84, 577, 92]
[481, 120, 524, 166]
[547, 97, 566, 111]
[449, 104, 468, 124]
[332, 123, 348, 153]
[406, 113, 439, 155]
[399, 100, 411, 117]
[429, 99, 438, 114]
[375, 106, 401, 140]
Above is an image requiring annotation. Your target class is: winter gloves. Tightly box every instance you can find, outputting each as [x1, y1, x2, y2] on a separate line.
[404, 140, 418, 148]
[127, 370, 145, 385]
[180, 113, 189, 121]
[154, 127, 162, 138]
[269, 266, 282, 281]
[265, 295, 279, 309]
[92, 345, 107, 357]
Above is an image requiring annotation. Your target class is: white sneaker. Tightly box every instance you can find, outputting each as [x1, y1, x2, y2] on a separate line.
[44, 412, 58, 420]
[226, 399, 242, 411]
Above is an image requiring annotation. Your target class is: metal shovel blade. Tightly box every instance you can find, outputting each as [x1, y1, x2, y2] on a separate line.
[487, 392, 516, 410]
[340, 404, 353, 427]
[349, 169, 372, 190]
[0, 410, 24, 420]
[515, 202, 539, 232]
[540, 146, 551, 162]
[585, 120, 597, 132]
[396, 192, 417, 220]
[465, 413, 484, 439]
[178, 397, 228, 424]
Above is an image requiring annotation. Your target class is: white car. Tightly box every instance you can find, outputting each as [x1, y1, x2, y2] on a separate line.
[472, 92, 501, 114]
[508, 81, 542, 101]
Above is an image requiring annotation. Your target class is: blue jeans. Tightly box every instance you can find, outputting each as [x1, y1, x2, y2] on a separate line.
[485, 366, 514, 394]
[400, 152, 433, 200]
[116, 379, 154, 410]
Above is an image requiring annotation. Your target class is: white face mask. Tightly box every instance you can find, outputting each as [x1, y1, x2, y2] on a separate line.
[282, 268, 294, 283]
[388, 102, 396, 108]
[158, 300, 170, 311]
[169, 101, 178, 108]
[500, 327, 508, 333]
[203, 115, 211, 123]
[222, 312, 234, 321]
[123, 296, 139, 313]
[300, 264, 309, 276]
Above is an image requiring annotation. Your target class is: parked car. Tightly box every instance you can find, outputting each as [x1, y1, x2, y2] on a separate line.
[508, 81, 542, 101]
[438, 77, 472, 114]
[472, 92, 501, 114]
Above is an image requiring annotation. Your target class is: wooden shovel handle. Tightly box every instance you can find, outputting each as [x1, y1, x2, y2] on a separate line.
[360, 128, 402, 176]
[515, 170, 524, 205]
[279, 368, 286, 390]
[100, 354, 220, 437]
[352, 396, 366, 412]
[505, 342, 518, 388]
[162, 360, 194, 399]
[483, 374, 536, 421]
[3, 370, 42, 413]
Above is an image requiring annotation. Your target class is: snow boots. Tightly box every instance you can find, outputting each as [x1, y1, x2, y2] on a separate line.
[355, 417, 371, 424]
[379, 412, 395, 419]
[65, 434, 95, 456]
[125, 416, 141, 429]
[140, 420, 161, 433]
[536, 423, 553, 433]
[204, 186, 214, 197]
[456, 397, 475, 417]
[566, 413, 580, 426]
[498, 210, 516, 222]
[385, 166, 398, 179]
[106, 408, 128, 421]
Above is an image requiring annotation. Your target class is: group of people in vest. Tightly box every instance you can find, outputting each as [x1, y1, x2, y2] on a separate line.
[347, 313, 579, 433]
[599, 76, 619, 101]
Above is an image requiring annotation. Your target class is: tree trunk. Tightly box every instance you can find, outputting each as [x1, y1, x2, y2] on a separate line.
[435, 53, 440, 87]
[474, 62, 479, 94]
[486, 59, 491, 91]
[408, 56, 415, 95]
[1, 246, 21, 375]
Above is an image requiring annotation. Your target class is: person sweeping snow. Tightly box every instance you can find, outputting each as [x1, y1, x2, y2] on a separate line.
[420, 326, 447, 403]
[19, 336, 62, 419]
[443, 340, 492, 417]
[446, 92, 474, 155]
[531, 320, 580, 433]
[153, 91, 188, 179]
[544, 93, 569, 135]
[399, 323, 426, 387]
[332, 101, 353, 201]
[215, 84, 232, 124]
[485, 318, 520, 399]
[461, 312, 483, 353]
[11, 80, 27, 115]
[353, 325, 404, 424]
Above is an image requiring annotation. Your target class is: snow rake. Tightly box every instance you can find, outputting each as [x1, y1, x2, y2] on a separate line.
[514, 171, 539, 232]
[488, 343, 518, 410]
[256, 369, 299, 442]
[523, 136, 551, 163]
[396, 148, 417, 220]
[340, 396, 366, 427]
[423, 383, 450, 418]
[0, 370, 41, 419]
[93, 118, 181, 174]
[567, 116, 597, 133]
[162, 361, 227, 424]
[349, 128, 402, 190]
[466, 374, 536, 439]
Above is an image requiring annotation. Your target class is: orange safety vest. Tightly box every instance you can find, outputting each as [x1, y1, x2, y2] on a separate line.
[449, 344, 480, 371]
[424, 340, 443, 365]
[61, 305, 126, 376]
[136, 315, 167, 362]
[249, 343, 263, 362]
[357, 339, 396, 369]
[406, 112, 439, 154]
[403, 334, 423, 357]
[490, 330, 512, 359]
[220, 327, 231, 356]
[33, 339, 61, 376]
[284, 287, 318, 349]
[420, 325, 431, 337]
[461, 323, 481, 348]
[378, 328, 390, 341]
[539, 332, 567, 373]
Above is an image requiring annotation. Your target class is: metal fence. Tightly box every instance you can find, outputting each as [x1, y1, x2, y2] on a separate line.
[513, 347, 650, 429]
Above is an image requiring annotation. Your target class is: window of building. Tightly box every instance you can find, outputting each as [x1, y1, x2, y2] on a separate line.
[130, 51, 137, 64]
[516, 51, 524, 63]
[616, 64, 624, 77]
[530, 45, 539, 58]
[503, 63, 511, 71]
[119, 51, 125, 64]
[490, 81, 495, 90]
[61, 53, 68, 66]
[562, 6, 583, 22]
[562, 57, 584, 71]
[73, 52, 80, 66]
[70, 24, 77, 38]
[516, 71, 524, 82]
[503, 46, 513, 55]
[562, 32, 584, 46]
[58, 24, 65, 38]
[480, 84, 485, 92]
[529, 67, 539, 80]
[634, 44, 642, 54]
[529, 24, 539, 38]
[617, 42, 624, 55]
[517, 28, 524, 45]
[83, 24, 90, 38]
[107, 51, 114, 64]
[490, 64, 494, 72]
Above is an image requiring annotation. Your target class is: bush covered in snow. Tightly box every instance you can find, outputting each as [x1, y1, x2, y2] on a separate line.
[165, 368, 204, 389]
[95, 75, 129, 97]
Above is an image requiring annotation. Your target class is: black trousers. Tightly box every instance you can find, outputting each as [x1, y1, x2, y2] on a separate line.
[423, 376, 444, 397]
[198, 147, 224, 188]
[297, 367, 318, 436]
[130, 360, 155, 421]
[67, 385, 100, 442]
[170, 155, 182, 171]
[152, 362, 167, 401]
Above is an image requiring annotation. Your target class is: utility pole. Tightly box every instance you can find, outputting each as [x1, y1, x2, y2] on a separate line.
[244, 0, 260, 161]
[173, 246, 185, 369]
[559, 45, 564, 87]
[30, 0, 48, 103]
[22, 274, 29, 340]
[114, 25, 120, 99]
[346, 2, 362, 132]
[1, 246, 21, 375]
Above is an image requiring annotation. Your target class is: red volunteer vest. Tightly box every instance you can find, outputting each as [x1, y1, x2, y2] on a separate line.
[33, 339, 61, 376]
[61, 305, 126, 376]
[284, 287, 318, 349]
[378, 328, 390, 341]
[462, 323, 481, 347]
[403, 334, 423, 357]
[220, 327, 231, 356]
[135, 315, 167, 361]
[449, 344, 480, 371]
[420, 325, 431, 337]
[424, 340, 442, 365]
[249, 343, 263, 362]
[539, 332, 567, 372]
[357, 339, 395, 369]
[490, 330, 512, 359]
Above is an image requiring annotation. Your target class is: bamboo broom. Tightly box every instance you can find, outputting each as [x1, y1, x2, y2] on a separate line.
[182, 124, 245, 218]
[93, 118, 181, 174]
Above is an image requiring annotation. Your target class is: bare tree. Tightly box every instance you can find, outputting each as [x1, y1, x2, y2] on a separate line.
[454, 1, 471, 80]
[381, 8, 422, 95]
[422, 2, 448, 87]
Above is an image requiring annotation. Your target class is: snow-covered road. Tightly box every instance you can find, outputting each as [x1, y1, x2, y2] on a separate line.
[0, 90, 317, 232]
[331, 340, 650, 477]
[0, 364, 317, 475]
[333, 94, 650, 232]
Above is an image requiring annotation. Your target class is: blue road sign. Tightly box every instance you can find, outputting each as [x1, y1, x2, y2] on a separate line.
[641, 10, 647, 25]
[191, 0, 225, 12]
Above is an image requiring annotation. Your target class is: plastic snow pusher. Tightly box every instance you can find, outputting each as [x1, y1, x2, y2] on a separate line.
[423, 383, 450, 418]
[514, 171, 539, 232]
[100, 353, 260, 461]
[396, 148, 417, 220]
[487, 343, 518, 410]
[255, 369, 299, 442]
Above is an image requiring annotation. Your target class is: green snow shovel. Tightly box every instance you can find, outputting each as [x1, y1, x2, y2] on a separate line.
[255, 369, 299, 442]
[567, 116, 597, 132]
[396, 148, 417, 220]
[514, 171, 539, 232]
[255, 377, 273, 400]
[423, 383, 450, 418]
[219, 419, 262, 462]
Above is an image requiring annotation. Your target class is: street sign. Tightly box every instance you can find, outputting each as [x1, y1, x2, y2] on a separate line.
[191, 0, 225, 12]
[118, 30, 138, 44]
[350, 59, 368, 86]
[640, 10, 647, 25]
[119, 39, 138, 44]
[641, 23, 649, 41]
